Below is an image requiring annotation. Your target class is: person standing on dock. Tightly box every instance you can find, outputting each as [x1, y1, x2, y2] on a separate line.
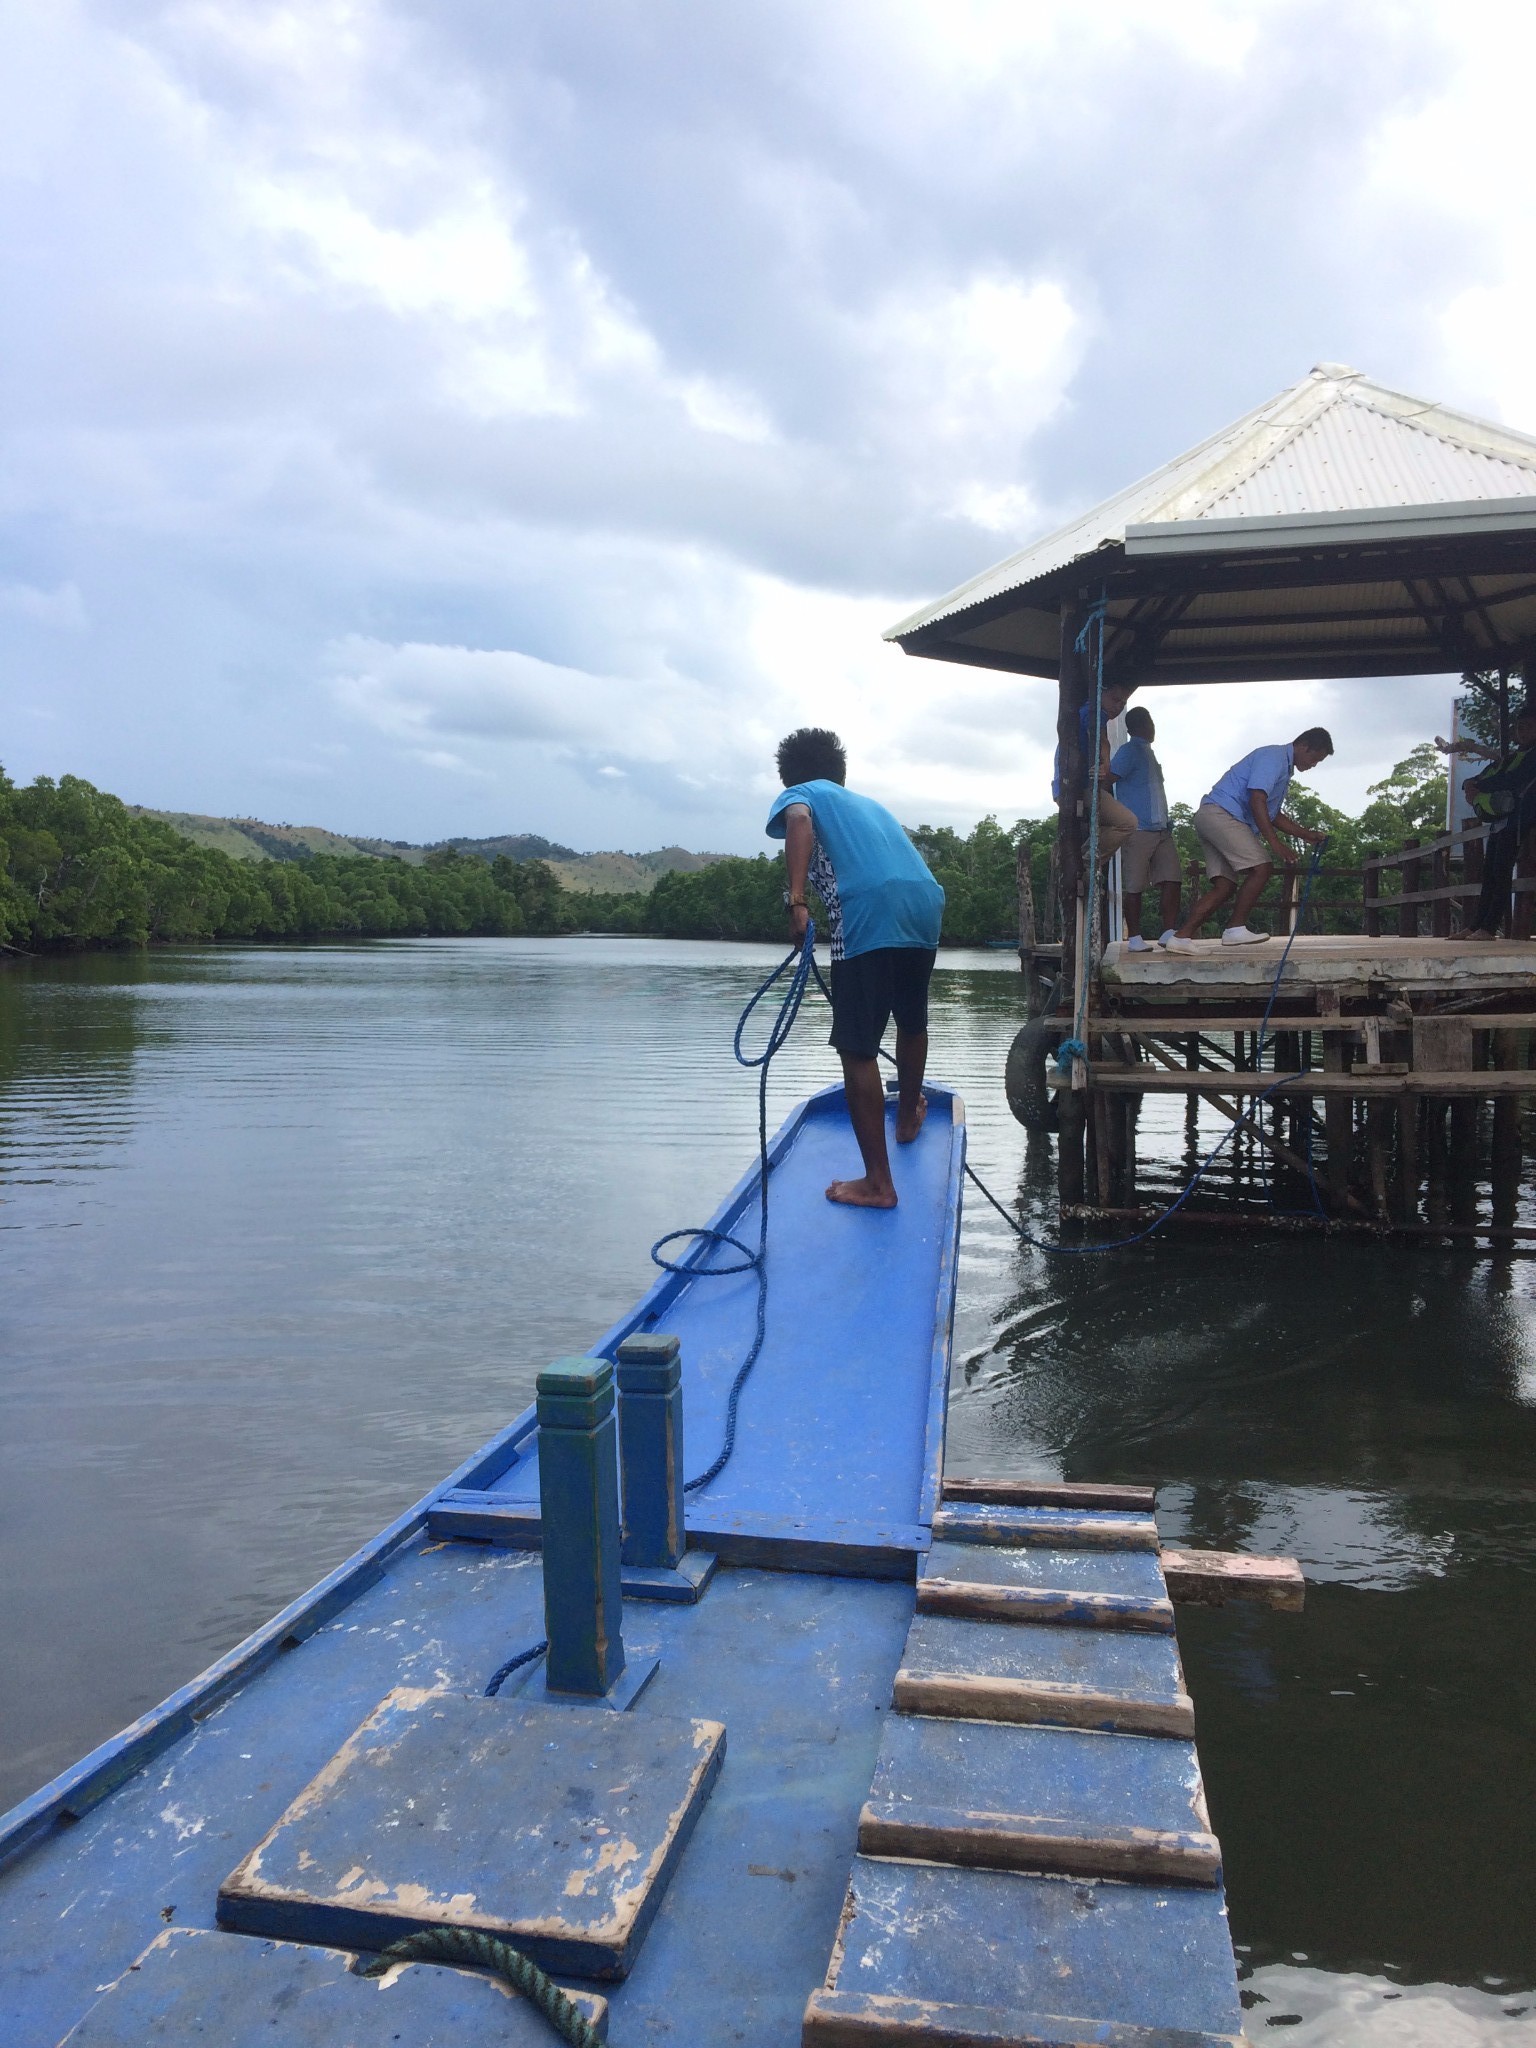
[1054, 680, 1139, 874]
[1110, 705, 1182, 952]
[1456, 701, 1536, 940]
[767, 728, 945, 1210]
[1162, 729, 1334, 952]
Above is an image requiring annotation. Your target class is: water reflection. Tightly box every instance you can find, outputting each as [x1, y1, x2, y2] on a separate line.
[1, 938, 1533, 2034]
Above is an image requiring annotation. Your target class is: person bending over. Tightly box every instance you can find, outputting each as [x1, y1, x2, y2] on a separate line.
[1053, 681, 1139, 872]
[1110, 705, 1182, 950]
[1453, 702, 1536, 939]
[767, 727, 945, 1209]
[1163, 728, 1333, 952]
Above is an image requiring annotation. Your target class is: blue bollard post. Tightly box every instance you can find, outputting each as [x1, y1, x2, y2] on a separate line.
[536, 1357, 626, 1698]
[616, 1334, 717, 1604]
[617, 1334, 685, 1570]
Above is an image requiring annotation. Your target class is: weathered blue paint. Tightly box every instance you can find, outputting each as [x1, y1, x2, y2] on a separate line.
[803, 1991, 1242, 2045]
[57, 1927, 610, 2045]
[917, 1581, 1176, 1633]
[616, 1333, 686, 1569]
[895, 1611, 1195, 1736]
[900, 1613, 1187, 1702]
[426, 1496, 932, 1579]
[537, 1357, 626, 1697]
[216, 1689, 726, 1978]
[868, 1715, 1209, 1841]
[818, 1857, 1243, 2039]
[0, 1553, 914, 2048]
[921, 1541, 1169, 1597]
[435, 1088, 967, 1548]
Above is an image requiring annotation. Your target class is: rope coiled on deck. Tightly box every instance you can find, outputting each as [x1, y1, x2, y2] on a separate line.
[353, 1927, 603, 2047]
[649, 922, 823, 1492]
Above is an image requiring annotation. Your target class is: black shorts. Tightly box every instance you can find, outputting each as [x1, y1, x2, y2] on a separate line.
[828, 946, 936, 1058]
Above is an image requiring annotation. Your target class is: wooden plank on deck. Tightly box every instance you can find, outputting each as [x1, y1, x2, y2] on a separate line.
[808, 1858, 1242, 2043]
[942, 1478, 1158, 1512]
[860, 1714, 1215, 1884]
[932, 1504, 1160, 1553]
[894, 1614, 1194, 1738]
[216, 1688, 724, 1980]
[1160, 1550, 1305, 1611]
[802, 1990, 1243, 2045]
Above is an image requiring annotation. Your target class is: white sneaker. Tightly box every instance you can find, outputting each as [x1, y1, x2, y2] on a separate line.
[1126, 935, 1153, 952]
[1221, 925, 1269, 945]
[1161, 935, 1199, 955]
[1157, 929, 1178, 946]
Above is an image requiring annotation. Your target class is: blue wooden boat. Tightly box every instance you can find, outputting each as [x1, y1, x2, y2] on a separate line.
[0, 1081, 1247, 2046]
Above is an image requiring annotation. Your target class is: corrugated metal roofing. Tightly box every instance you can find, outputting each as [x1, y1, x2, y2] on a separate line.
[887, 365, 1536, 643]
[1203, 400, 1536, 518]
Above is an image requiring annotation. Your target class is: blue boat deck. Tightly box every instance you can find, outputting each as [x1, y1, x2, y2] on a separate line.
[432, 1084, 962, 1568]
[0, 1082, 1248, 2046]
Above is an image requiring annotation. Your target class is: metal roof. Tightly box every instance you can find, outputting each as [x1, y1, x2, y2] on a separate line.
[887, 365, 1536, 685]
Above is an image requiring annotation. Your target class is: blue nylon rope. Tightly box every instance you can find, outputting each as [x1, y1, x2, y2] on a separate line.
[650, 923, 822, 1491]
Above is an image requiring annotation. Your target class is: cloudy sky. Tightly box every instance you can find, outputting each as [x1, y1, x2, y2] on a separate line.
[5, 0, 1535, 853]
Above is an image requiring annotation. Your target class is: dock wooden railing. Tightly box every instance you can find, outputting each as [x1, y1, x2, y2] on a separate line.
[1017, 821, 1536, 964]
[1364, 825, 1536, 940]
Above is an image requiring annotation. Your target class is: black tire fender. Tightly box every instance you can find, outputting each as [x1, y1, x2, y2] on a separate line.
[1006, 1017, 1062, 1131]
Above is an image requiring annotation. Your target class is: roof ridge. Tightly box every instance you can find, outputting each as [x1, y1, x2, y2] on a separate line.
[1136, 373, 1342, 526]
[1346, 388, 1536, 471]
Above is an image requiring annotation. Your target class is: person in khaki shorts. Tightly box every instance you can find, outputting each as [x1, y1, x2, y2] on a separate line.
[1053, 680, 1138, 871]
[1162, 727, 1333, 951]
[1110, 705, 1181, 951]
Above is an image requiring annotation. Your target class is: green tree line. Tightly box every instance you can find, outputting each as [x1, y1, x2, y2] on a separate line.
[0, 741, 1457, 955]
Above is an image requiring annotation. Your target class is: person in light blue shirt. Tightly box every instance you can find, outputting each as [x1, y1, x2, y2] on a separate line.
[1109, 705, 1181, 950]
[766, 727, 944, 1209]
[1163, 727, 1334, 951]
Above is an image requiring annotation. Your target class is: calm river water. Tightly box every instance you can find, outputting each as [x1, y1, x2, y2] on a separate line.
[3, 937, 1534, 2044]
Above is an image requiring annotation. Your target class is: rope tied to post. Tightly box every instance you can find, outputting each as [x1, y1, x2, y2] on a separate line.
[1053, 1036, 1088, 1075]
[353, 1927, 603, 2048]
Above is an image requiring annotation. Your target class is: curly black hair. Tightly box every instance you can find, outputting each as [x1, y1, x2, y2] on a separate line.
[776, 727, 847, 786]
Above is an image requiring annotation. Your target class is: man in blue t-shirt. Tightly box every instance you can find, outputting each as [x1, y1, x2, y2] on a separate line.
[766, 727, 945, 1209]
[1163, 727, 1333, 951]
[1109, 705, 1182, 950]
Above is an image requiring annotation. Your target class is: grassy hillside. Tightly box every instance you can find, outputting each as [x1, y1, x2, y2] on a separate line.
[137, 811, 723, 892]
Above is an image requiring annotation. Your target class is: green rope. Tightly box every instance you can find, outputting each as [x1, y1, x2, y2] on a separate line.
[353, 1927, 605, 2047]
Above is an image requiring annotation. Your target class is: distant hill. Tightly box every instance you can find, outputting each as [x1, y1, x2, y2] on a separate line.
[135, 810, 724, 894]
[422, 838, 723, 894]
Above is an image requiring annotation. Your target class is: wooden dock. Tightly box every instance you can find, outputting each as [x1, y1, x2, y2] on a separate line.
[1031, 930, 1536, 1240]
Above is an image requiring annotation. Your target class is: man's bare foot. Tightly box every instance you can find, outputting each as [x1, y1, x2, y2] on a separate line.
[895, 1094, 927, 1144]
[1464, 928, 1499, 942]
[826, 1176, 898, 1209]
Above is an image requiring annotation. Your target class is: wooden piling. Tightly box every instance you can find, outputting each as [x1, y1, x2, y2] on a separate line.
[1395, 1097, 1421, 1225]
[1424, 1099, 1450, 1231]
[1491, 1028, 1524, 1227]
[1318, 991, 1351, 1211]
[1058, 1090, 1086, 1207]
[1366, 1100, 1391, 1220]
